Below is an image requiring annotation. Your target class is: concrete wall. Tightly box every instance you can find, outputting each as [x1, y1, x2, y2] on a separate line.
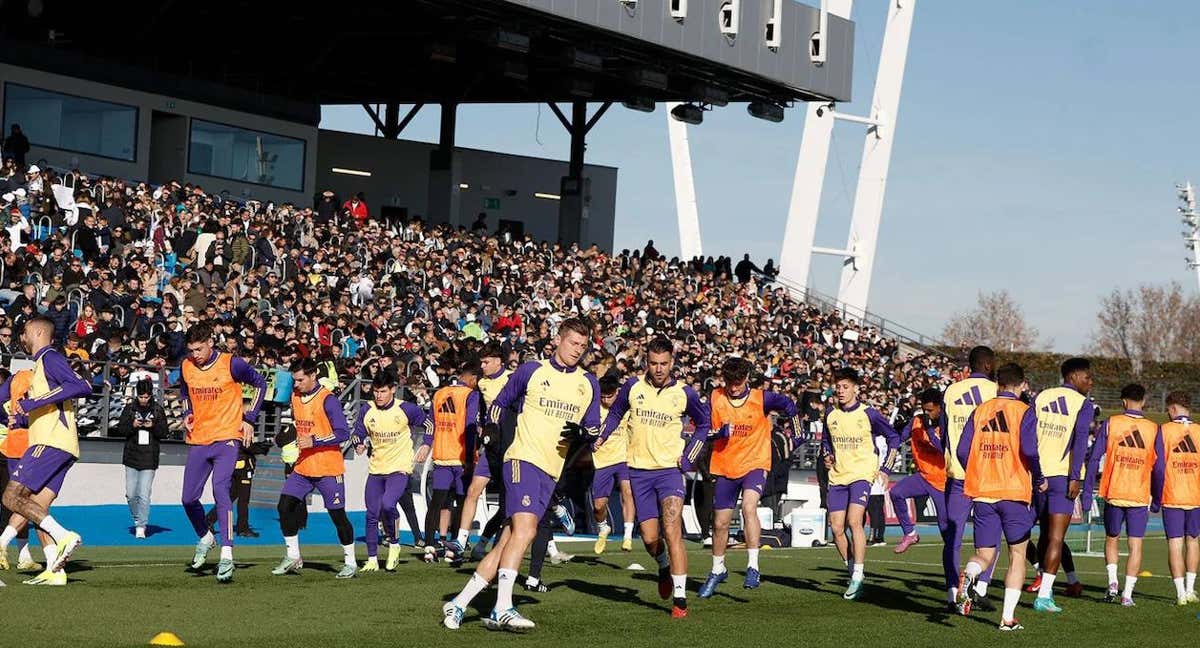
[316, 129, 619, 250]
[0, 63, 318, 205]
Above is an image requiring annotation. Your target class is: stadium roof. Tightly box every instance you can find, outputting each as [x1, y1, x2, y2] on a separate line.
[0, 0, 852, 125]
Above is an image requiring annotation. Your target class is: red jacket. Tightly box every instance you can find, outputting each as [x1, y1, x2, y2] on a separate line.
[343, 199, 369, 226]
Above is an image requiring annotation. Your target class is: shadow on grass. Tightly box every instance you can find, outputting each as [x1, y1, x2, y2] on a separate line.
[561, 578, 667, 612]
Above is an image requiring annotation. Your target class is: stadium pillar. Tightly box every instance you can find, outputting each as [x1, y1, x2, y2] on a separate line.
[427, 102, 463, 228]
[553, 101, 611, 247]
[835, 0, 916, 314]
[667, 103, 703, 261]
[778, 0, 854, 294]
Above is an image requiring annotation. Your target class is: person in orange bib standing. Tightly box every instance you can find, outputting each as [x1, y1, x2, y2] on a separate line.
[1084, 383, 1160, 606]
[271, 358, 356, 579]
[954, 363, 1042, 631]
[180, 322, 267, 583]
[1156, 390, 1200, 604]
[699, 356, 797, 598]
[425, 359, 481, 562]
[0, 369, 37, 571]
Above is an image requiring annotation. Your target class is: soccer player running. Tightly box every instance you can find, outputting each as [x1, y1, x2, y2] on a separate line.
[442, 318, 600, 632]
[591, 372, 635, 554]
[0, 317, 91, 585]
[426, 360, 481, 563]
[941, 346, 999, 609]
[823, 367, 899, 601]
[601, 337, 709, 618]
[1028, 357, 1094, 612]
[271, 359, 357, 579]
[180, 322, 266, 582]
[954, 363, 1042, 631]
[890, 388, 948, 554]
[353, 370, 431, 572]
[1083, 383, 1159, 606]
[1157, 390, 1200, 605]
[699, 357, 797, 598]
[455, 342, 510, 562]
[0, 369, 41, 573]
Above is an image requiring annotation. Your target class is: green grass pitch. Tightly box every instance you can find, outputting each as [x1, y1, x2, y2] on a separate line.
[0, 536, 1196, 647]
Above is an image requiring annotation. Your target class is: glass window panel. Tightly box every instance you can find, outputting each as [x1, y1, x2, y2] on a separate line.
[188, 119, 305, 191]
[3, 83, 137, 161]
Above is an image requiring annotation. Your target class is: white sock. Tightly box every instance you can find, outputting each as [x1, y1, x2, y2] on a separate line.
[0, 526, 16, 548]
[964, 560, 982, 580]
[747, 548, 760, 571]
[852, 563, 864, 580]
[43, 543, 58, 567]
[947, 587, 957, 603]
[38, 516, 68, 542]
[453, 572, 489, 608]
[1106, 564, 1118, 587]
[672, 574, 686, 598]
[1123, 575, 1137, 599]
[1175, 577, 1187, 599]
[526, 576, 540, 587]
[1066, 571, 1078, 585]
[200, 530, 215, 546]
[623, 522, 634, 540]
[547, 540, 559, 556]
[1037, 572, 1056, 598]
[1002, 587, 1020, 623]
[712, 554, 727, 574]
[1187, 572, 1197, 593]
[284, 535, 301, 560]
[343, 544, 356, 567]
[495, 568, 517, 611]
[456, 529, 469, 546]
[597, 521, 610, 536]
[975, 579, 988, 597]
[219, 546, 232, 561]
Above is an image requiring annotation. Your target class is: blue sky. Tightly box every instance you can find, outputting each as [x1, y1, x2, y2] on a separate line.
[320, 1, 1199, 353]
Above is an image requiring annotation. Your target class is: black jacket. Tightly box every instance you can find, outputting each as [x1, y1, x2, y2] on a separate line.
[118, 400, 170, 470]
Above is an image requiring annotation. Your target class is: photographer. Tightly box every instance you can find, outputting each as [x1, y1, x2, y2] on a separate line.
[118, 379, 169, 538]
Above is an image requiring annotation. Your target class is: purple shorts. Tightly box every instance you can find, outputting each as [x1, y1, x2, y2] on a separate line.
[12, 445, 75, 496]
[714, 469, 768, 510]
[503, 459, 556, 518]
[972, 500, 1035, 548]
[473, 452, 493, 481]
[7, 457, 19, 474]
[1163, 507, 1200, 539]
[629, 467, 686, 524]
[592, 462, 630, 500]
[281, 472, 347, 510]
[1104, 504, 1149, 538]
[1034, 476, 1076, 517]
[430, 465, 467, 496]
[827, 480, 871, 513]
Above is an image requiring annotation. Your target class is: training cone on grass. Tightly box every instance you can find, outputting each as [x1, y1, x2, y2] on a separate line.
[149, 632, 184, 646]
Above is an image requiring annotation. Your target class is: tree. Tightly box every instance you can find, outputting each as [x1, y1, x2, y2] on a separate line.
[1089, 282, 1200, 369]
[942, 290, 1040, 352]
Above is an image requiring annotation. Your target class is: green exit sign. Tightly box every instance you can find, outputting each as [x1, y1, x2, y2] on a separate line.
[484, 198, 501, 210]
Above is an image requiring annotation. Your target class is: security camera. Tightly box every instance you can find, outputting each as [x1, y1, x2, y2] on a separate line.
[815, 103, 835, 117]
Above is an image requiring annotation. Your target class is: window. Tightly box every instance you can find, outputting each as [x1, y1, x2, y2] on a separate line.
[3, 83, 137, 161]
[188, 119, 305, 191]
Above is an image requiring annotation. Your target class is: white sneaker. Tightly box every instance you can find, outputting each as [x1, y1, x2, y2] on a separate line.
[702, 536, 713, 547]
[135, 527, 146, 539]
[550, 551, 575, 565]
[483, 607, 535, 632]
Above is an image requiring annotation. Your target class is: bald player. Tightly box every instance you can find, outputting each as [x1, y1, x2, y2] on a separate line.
[601, 336, 710, 618]
[1157, 390, 1200, 605]
[699, 356, 797, 598]
[0, 316, 92, 585]
[955, 362, 1041, 631]
[822, 367, 899, 601]
[1084, 383, 1159, 606]
[180, 321, 267, 582]
[442, 318, 600, 632]
[940, 346, 1000, 609]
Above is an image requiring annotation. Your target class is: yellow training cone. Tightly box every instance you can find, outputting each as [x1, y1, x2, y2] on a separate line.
[149, 632, 185, 646]
[1138, 570, 1153, 577]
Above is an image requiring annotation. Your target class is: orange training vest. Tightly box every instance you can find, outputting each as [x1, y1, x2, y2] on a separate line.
[963, 398, 1032, 503]
[432, 385, 473, 465]
[292, 387, 344, 478]
[1, 370, 32, 459]
[182, 353, 246, 445]
[1098, 414, 1158, 506]
[709, 388, 773, 479]
[910, 415, 947, 490]
[1161, 420, 1200, 508]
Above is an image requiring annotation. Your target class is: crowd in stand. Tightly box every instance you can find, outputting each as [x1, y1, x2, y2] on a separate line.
[0, 156, 959, 445]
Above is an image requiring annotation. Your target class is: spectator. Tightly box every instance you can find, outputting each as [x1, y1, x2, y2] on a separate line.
[4, 125, 30, 168]
[118, 379, 169, 538]
[343, 193, 369, 228]
[734, 253, 762, 284]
